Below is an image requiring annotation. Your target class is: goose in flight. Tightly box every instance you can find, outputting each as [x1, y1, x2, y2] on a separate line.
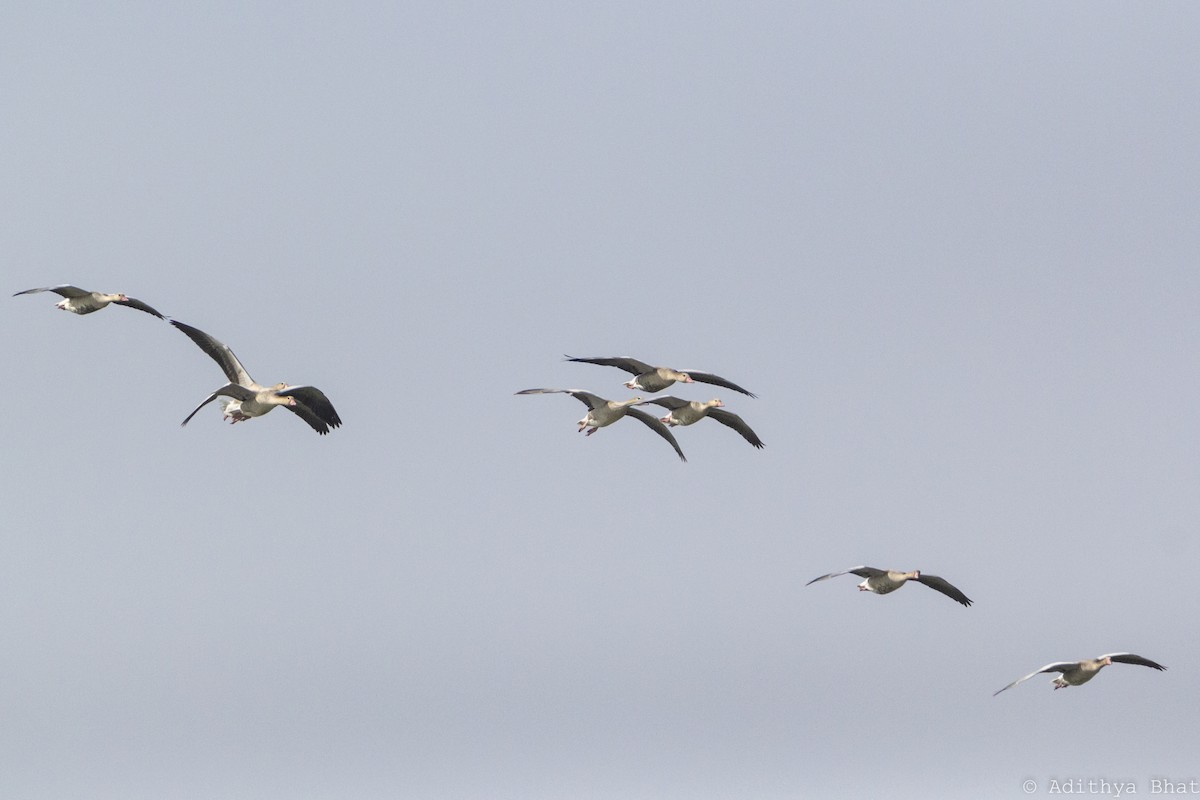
[806, 566, 972, 607]
[564, 356, 756, 397]
[994, 653, 1166, 695]
[14, 285, 164, 318]
[640, 397, 764, 449]
[172, 320, 342, 435]
[516, 388, 686, 461]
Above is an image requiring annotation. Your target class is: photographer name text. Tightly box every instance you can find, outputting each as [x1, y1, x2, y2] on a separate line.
[1022, 778, 1200, 795]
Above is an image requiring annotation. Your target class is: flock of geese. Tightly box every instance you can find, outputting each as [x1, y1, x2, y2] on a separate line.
[517, 355, 765, 462]
[17, 284, 1167, 696]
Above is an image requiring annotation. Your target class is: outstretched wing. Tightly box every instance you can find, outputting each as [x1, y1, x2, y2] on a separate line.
[638, 396, 690, 410]
[515, 388, 607, 410]
[280, 385, 342, 435]
[914, 573, 972, 607]
[624, 407, 687, 462]
[13, 285, 91, 298]
[993, 662, 1079, 696]
[805, 566, 886, 586]
[706, 408, 764, 448]
[114, 296, 165, 319]
[180, 383, 254, 427]
[1103, 653, 1167, 671]
[564, 355, 656, 377]
[679, 370, 756, 397]
[171, 320, 255, 386]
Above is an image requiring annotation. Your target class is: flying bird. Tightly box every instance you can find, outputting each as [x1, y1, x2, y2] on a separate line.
[172, 320, 342, 435]
[639, 396, 764, 448]
[994, 653, 1166, 695]
[14, 285, 164, 319]
[805, 566, 972, 607]
[564, 355, 756, 397]
[516, 388, 686, 461]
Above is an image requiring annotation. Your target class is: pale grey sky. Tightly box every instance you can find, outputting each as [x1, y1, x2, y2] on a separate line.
[3, 3, 1198, 798]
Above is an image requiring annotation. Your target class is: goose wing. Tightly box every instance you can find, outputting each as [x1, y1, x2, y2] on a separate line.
[678, 370, 756, 397]
[993, 662, 1080, 696]
[564, 355, 656, 377]
[624, 407, 687, 462]
[706, 408, 764, 448]
[171, 320, 255, 387]
[1103, 653, 1167, 671]
[638, 396, 690, 410]
[180, 383, 254, 427]
[515, 388, 608, 410]
[914, 573, 972, 607]
[805, 566, 886, 586]
[113, 296, 165, 319]
[279, 386, 342, 435]
[13, 285, 92, 298]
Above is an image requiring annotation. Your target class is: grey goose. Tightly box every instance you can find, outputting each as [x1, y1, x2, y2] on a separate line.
[806, 566, 972, 607]
[516, 388, 686, 462]
[172, 320, 342, 435]
[14, 285, 164, 319]
[564, 355, 756, 397]
[994, 654, 1166, 695]
[640, 397, 763, 449]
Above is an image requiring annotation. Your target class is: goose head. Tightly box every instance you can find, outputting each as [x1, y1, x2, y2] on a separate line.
[659, 368, 692, 383]
[270, 384, 298, 406]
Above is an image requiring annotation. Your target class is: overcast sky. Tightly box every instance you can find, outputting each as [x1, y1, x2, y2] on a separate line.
[3, 3, 1198, 798]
